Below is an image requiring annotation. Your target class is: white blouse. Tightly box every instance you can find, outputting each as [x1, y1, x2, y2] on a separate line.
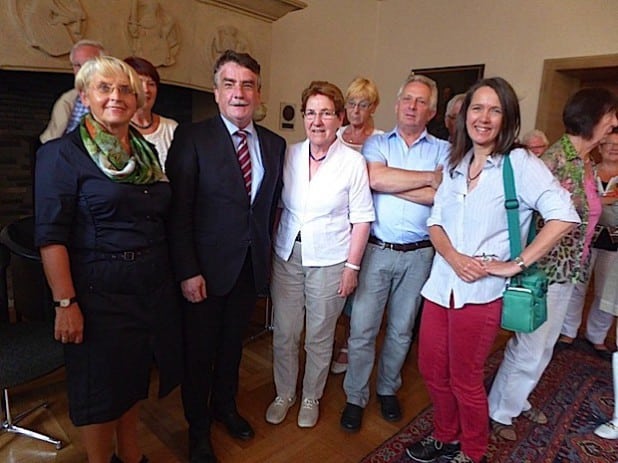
[274, 138, 375, 267]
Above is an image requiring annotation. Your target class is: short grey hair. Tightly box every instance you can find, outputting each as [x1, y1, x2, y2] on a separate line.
[397, 73, 438, 111]
[69, 39, 106, 63]
[521, 129, 549, 146]
[446, 93, 466, 117]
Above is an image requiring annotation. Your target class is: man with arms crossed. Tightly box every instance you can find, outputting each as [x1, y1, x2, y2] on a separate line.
[341, 74, 449, 431]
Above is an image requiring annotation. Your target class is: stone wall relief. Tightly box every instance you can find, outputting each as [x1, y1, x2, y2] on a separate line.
[127, 0, 179, 66]
[210, 24, 252, 63]
[13, 0, 86, 56]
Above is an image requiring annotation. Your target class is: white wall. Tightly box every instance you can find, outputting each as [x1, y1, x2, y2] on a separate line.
[264, 0, 618, 143]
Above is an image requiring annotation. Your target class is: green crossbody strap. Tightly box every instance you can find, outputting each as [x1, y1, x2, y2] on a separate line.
[503, 154, 537, 276]
[502, 154, 522, 260]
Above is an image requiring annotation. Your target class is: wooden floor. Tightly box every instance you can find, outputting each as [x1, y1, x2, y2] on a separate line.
[0, 308, 510, 463]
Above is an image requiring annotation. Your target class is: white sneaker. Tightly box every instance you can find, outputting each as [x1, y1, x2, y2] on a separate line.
[297, 398, 319, 428]
[594, 419, 618, 439]
[265, 396, 296, 424]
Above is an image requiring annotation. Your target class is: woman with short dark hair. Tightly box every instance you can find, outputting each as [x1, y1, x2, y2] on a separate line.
[488, 87, 618, 442]
[124, 56, 178, 169]
[405, 77, 579, 463]
[266, 81, 374, 429]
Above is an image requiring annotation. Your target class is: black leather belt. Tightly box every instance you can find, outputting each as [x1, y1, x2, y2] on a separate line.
[105, 250, 152, 261]
[368, 236, 432, 252]
[74, 246, 161, 261]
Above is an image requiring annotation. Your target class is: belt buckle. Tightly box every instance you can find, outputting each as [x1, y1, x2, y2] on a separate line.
[122, 251, 135, 261]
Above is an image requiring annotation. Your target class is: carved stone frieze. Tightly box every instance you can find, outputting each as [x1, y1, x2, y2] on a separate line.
[1, 0, 307, 94]
[12, 0, 87, 57]
[127, 0, 179, 67]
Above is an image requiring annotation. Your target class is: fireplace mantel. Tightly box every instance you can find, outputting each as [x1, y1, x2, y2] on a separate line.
[0, 0, 307, 94]
[201, 0, 308, 22]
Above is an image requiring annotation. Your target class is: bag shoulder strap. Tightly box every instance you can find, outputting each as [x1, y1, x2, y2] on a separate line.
[503, 154, 522, 259]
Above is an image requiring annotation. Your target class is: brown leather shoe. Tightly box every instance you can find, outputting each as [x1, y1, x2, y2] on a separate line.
[522, 407, 548, 424]
[491, 419, 517, 441]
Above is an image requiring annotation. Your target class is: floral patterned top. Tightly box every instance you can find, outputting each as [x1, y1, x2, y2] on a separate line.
[538, 135, 592, 284]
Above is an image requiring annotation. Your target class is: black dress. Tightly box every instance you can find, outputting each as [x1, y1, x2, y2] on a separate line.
[35, 130, 182, 426]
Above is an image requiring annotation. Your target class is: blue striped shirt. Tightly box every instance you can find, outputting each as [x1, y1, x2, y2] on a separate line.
[421, 148, 580, 309]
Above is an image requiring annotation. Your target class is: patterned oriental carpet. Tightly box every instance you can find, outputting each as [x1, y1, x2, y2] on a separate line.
[361, 338, 616, 463]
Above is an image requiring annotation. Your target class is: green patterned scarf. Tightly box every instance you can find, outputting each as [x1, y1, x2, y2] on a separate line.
[80, 113, 166, 184]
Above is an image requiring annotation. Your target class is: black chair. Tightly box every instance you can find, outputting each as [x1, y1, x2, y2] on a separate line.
[0, 320, 64, 449]
[0, 220, 64, 449]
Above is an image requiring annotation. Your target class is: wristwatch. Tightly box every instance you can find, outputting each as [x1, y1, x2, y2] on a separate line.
[513, 256, 528, 271]
[54, 296, 78, 308]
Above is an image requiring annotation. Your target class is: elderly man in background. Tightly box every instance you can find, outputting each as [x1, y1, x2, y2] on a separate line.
[444, 93, 465, 141]
[340, 74, 449, 432]
[40, 39, 106, 143]
[521, 129, 550, 156]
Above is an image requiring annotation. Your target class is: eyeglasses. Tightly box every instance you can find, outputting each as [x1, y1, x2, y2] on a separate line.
[346, 100, 371, 110]
[93, 83, 135, 96]
[303, 110, 338, 121]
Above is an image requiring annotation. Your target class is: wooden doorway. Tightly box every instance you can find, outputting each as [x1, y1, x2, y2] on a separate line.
[535, 53, 618, 143]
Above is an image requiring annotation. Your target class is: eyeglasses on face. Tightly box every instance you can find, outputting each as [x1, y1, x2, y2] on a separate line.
[303, 110, 338, 121]
[346, 100, 371, 110]
[93, 83, 135, 96]
[600, 142, 618, 149]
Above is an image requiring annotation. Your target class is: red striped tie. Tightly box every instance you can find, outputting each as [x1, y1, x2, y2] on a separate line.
[236, 130, 252, 195]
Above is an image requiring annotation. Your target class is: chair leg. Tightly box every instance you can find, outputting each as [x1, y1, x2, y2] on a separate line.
[2, 388, 63, 450]
[244, 295, 274, 344]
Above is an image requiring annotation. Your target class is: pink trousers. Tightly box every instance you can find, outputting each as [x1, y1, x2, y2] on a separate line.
[418, 298, 502, 463]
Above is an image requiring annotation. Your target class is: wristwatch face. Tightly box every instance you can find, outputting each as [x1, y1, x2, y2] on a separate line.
[55, 297, 76, 308]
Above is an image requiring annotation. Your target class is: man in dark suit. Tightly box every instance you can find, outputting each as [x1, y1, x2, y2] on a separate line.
[166, 50, 285, 463]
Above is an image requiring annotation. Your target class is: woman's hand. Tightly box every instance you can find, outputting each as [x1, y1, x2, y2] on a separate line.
[482, 259, 521, 278]
[338, 267, 358, 297]
[448, 252, 488, 282]
[55, 304, 84, 344]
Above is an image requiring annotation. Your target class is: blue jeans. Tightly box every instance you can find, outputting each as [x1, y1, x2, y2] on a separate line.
[343, 243, 434, 407]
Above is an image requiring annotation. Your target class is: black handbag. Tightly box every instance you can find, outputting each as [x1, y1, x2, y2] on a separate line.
[501, 154, 548, 333]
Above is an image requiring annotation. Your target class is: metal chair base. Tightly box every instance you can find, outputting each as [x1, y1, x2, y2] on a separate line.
[2, 388, 63, 450]
[245, 293, 274, 344]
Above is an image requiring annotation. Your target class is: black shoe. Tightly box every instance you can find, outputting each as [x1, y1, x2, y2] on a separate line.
[377, 394, 401, 422]
[404, 436, 460, 462]
[340, 403, 363, 432]
[110, 454, 148, 463]
[213, 409, 255, 440]
[189, 435, 218, 463]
